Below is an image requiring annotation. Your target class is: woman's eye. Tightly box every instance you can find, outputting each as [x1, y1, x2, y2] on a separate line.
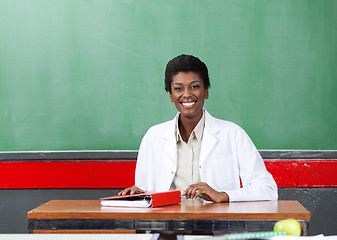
[191, 84, 200, 89]
[173, 87, 183, 91]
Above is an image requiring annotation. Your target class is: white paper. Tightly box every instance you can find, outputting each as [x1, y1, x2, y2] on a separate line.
[100, 198, 152, 208]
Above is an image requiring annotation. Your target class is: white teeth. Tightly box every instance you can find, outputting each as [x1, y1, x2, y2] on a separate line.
[182, 102, 195, 106]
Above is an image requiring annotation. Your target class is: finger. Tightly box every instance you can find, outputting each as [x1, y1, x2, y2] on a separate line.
[131, 186, 143, 195]
[118, 190, 125, 196]
[183, 188, 192, 198]
[190, 188, 200, 199]
[183, 187, 191, 199]
[189, 188, 199, 199]
[122, 188, 131, 195]
[194, 190, 202, 199]
[187, 187, 196, 199]
[184, 189, 192, 199]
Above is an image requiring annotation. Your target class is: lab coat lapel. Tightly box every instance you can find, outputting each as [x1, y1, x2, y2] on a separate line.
[200, 111, 219, 167]
[162, 114, 178, 171]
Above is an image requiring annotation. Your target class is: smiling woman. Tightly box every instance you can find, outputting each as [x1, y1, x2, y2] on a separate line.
[119, 54, 278, 203]
[169, 71, 209, 141]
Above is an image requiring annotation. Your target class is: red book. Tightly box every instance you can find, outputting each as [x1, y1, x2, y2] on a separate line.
[100, 190, 181, 208]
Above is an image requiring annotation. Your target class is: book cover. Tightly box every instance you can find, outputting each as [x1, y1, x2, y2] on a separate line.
[100, 190, 181, 208]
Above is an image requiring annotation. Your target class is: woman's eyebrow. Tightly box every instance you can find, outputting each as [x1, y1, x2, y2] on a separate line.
[173, 81, 201, 85]
[191, 81, 201, 84]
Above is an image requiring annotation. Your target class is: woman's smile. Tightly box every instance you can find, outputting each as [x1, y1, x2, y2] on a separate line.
[181, 101, 196, 108]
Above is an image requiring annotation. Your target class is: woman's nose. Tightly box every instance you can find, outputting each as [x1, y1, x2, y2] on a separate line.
[183, 88, 191, 98]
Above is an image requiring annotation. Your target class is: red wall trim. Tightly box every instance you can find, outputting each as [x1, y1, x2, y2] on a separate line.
[0, 161, 136, 189]
[264, 160, 299, 188]
[0, 160, 336, 189]
[299, 160, 337, 187]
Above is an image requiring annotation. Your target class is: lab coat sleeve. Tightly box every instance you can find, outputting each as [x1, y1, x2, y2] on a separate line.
[225, 126, 278, 202]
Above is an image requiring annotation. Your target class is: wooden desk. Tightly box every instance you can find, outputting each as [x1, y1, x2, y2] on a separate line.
[0, 234, 157, 240]
[28, 200, 310, 235]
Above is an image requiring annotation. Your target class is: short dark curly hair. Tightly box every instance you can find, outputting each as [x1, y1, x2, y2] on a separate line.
[164, 54, 210, 93]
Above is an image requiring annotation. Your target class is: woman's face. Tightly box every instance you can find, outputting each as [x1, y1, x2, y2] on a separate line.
[169, 71, 209, 121]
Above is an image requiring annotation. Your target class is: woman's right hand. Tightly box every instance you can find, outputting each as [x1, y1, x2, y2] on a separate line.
[118, 185, 146, 196]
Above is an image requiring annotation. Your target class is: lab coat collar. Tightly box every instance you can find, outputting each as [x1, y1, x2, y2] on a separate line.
[163, 111, 180, 141]
[163, 110, 218, 140]
[162, 110, 220, 168]
[203, 110, 220, 136]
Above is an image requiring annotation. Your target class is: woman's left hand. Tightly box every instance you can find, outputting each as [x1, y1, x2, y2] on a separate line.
[183, 182, 229, 203]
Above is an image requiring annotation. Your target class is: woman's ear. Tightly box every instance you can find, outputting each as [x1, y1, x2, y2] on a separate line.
[204, 88, 209, 99]
[169, 92, 174, 102]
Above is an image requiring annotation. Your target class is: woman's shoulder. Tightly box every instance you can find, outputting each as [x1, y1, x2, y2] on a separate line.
[144, 118, 174, 136]
[149, 120, 172, 130]
[206, 111, 241, 129]
[205, 111, 247, 136]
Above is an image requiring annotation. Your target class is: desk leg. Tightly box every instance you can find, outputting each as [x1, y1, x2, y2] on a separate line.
[299, 220, 310, 236]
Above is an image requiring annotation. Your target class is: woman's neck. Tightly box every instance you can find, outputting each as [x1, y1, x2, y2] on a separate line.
[178, 112, 203, 142]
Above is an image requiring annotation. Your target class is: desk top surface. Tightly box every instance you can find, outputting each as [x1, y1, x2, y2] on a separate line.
[0, 235, 155, 240]
[28, 200, 310, 220]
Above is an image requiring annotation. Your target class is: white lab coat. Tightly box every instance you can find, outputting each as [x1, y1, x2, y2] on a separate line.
[135, 110, 278, 202]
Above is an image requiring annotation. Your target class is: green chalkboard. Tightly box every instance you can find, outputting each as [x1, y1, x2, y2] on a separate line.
[0, 0, 336, 151]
